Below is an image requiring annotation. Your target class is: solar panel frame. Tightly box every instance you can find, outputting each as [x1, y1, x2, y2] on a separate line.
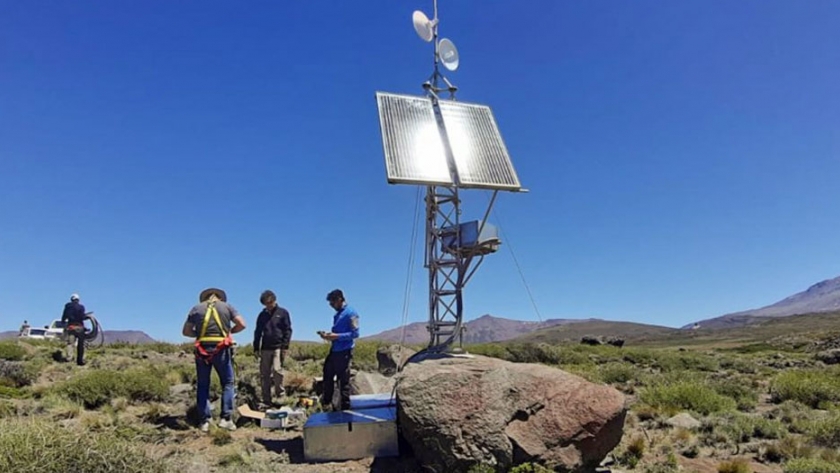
[375, 92, 454, 186]
[437, 100, 521, 190]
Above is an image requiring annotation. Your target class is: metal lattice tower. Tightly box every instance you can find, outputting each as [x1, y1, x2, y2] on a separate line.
[375, 1, 523, 353]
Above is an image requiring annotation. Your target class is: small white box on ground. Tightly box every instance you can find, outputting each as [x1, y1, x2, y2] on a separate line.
[260, 416, 287, 429]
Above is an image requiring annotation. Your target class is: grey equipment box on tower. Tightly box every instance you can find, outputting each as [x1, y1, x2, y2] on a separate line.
[303, 406, 399, 462]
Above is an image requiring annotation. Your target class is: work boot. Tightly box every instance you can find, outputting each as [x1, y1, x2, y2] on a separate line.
[218, 418, 237, 431]
[199, 421, 210, 433]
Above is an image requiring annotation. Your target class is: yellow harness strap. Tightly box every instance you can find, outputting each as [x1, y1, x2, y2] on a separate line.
[198, 302, 228, 343]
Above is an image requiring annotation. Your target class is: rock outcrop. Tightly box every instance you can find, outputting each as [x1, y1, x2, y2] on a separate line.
[376, 345, 417, 376]
[397, 355, 626, 472]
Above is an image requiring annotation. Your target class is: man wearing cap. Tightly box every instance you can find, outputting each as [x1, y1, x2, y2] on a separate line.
[182, 288, 246, 432]
[61, 294, 87, 366]
[318, 289, 360, 411]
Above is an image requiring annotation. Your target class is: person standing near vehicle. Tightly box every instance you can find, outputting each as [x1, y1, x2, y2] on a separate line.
[18, 320, 30, 337]
[318, 289, 359, 411]
[61, 294, 87, 365]
[182, 287, 246, 432]
[253, 290, 293, 410]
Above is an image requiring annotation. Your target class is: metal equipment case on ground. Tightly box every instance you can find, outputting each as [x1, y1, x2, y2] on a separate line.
[303, 394, 399, 462]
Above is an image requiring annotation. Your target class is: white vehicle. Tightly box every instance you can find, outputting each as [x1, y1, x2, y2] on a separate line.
[19, 326, 50, 340]
[45, 320, 67, 339]
[18, 320, 66, 341]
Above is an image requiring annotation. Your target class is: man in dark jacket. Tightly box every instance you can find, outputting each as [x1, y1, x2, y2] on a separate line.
[61, 294, 87, 365]
[253, 290, 292, 409]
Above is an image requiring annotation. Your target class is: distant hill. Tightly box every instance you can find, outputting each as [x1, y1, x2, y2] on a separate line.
[362, 314, 593, 344]
[513, 320, 679, 344]
[640, 311, 840, 348]
[685, 276, 840, 330]
[0, 330, 156, 344]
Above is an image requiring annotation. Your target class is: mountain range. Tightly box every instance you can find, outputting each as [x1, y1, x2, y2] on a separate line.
[0, 330, 156, 344]
[361, 315, 596, 344]
[684, 275, 840, 330]
[364, 275, 840, 344]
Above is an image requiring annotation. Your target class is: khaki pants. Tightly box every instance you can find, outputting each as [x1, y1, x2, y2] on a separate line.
[259, 349, 285, 405]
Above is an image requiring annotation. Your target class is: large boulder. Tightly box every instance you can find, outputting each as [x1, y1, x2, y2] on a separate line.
[376, 345, 417, 376]
[397, 355, 626, 472]
[350, 370, 395, 395]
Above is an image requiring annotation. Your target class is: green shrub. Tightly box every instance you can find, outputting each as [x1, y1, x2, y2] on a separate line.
[0, 385, 30, 399]
[622, 348, 659, 366]
[509, 463, 553, 473]
[718, 459, 750, 473]
[351, 340, 388, 372]
[722, 413, 786, 442]
[0, 417, 167, 472]
[640, 381, 736, 415]
[719, 356, 758, 374]
[0, 361, 37, 388]
[766, 400, 814, 434]
[0, 342, 26, 361]
[711, 378, 759, 411]
[288, 342, 330, 362]
[55, 368, 168, 408]
[617, 435, 645, 468]
[763, 437, 813, 463]
[599, 362, 637, 384]
[783, 458, 840, 473]
[808, 412, 840, 447]
[468, 343, 511, 361]
[668, 352, 720, 372]
[466, 464, 495, 473]
[506, 344, 561, 365]
[770, 369, 840, 408]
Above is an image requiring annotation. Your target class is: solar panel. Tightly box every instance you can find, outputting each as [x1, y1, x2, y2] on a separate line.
[375, 92, 453, 186]
[375, 92, 521, 191]
[438, 100, 521, 190]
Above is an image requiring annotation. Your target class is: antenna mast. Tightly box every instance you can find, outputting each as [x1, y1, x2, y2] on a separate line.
[376, 1, 523, 354]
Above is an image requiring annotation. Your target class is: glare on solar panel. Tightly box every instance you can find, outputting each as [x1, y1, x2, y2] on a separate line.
[437, 100, 521, 190]
[375, 92, 453, 186]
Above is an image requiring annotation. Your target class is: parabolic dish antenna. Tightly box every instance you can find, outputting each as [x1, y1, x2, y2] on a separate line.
[413, 10, 435, 42]
[438, 38, 459, 71]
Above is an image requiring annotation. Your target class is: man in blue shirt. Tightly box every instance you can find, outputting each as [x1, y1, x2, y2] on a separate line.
[318, 289, 359, 411]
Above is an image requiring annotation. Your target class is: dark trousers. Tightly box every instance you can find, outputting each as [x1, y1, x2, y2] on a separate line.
[322, 349, 352, 410]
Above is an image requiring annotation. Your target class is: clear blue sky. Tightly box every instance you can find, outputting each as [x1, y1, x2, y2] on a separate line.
[2, 1, 838, 342]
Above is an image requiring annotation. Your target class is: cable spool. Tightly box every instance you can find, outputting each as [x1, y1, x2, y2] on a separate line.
[83, 312, 105, 348]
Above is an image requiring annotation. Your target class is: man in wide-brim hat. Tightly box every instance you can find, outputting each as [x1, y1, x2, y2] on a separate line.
[183, 287, 245, 432]
[199, 287, 227, 303]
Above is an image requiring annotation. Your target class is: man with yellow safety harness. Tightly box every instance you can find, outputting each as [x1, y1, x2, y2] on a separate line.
[182, 287, 246, 432]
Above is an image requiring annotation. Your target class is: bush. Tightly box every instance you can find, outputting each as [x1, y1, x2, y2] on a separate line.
[0, 361, 37, 388]
[808, 412, 840, 447]
[55, 369, 168, 408]
[711, 378, 759, 411]
[722, 413, 786, 442]
[763, 437, 813, 463]
[640, 381, 736, 415]
[718, 459, 750, 473]
[783, 458, 840, 473]
[468, 343, 510, 361]
[0, 342, 26, 361]
[0, 418, 167, 472]
[617, 435, 645, 468]
[667, 352, 720, 373]
[599, 362, 637, 384]
[770, 369, 840, 408]
[509, 463, 553, 473]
